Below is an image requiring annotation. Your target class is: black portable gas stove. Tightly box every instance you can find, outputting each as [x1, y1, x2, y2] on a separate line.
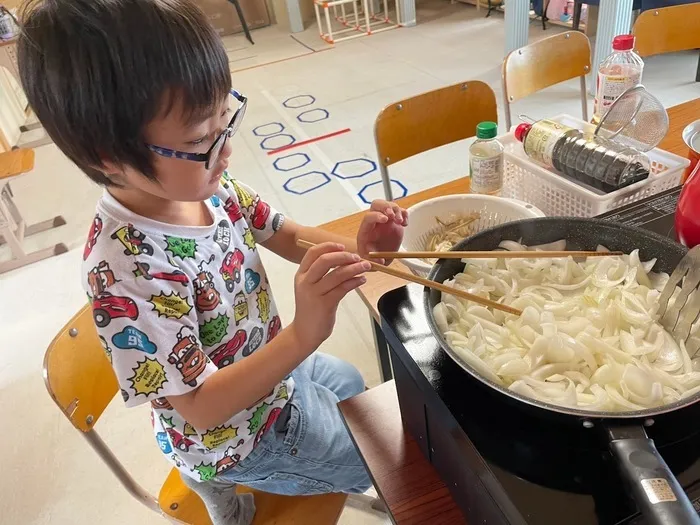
[378, 186, 700, 524]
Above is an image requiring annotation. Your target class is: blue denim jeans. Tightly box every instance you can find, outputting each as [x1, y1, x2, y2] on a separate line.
[218, 352, 372, 495]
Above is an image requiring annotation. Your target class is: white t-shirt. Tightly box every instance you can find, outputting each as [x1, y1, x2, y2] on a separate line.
[82, 174, 293, 482]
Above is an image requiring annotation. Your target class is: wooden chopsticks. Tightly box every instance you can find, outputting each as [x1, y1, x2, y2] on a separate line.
[368, 250, 625, 260]
[296, 240, 522, 316]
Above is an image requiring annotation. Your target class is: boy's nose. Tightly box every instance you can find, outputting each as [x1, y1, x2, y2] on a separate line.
[220, 134, 234, 161]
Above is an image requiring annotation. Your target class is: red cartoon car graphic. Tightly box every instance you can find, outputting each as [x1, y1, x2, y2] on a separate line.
[111, 225, 154, 256]
[267, 316, 282, 343]
[166, 428, 197, 452]
[83, 216, 103, 260]
[134, 262, 189, 286]
[251, 199, 271, 230]
[224, 198, 243, 223]
[92, 292, 138, 328]
[209, 329, 247, 368]
[216, 446, 242, 475]
[219, 249, 244, 292]
[255, 407, 282, 447]
[168, 328, 208, 387]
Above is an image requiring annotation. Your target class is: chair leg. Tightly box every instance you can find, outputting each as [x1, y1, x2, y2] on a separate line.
[228, 0, 254, 45]
[696, 51, 700, 83]
[379, 165, 393, 201]
[572, 1, 582, 31]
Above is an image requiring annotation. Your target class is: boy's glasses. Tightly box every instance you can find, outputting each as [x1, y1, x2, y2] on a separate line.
[146, 90, 247, 170]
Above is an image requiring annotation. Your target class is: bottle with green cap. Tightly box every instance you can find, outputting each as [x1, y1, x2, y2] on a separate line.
[470, 121, 504, 195]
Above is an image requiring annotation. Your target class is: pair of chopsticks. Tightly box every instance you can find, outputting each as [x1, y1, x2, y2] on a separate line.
[296, 240, 522, 316]
[368, 250, 624, 260]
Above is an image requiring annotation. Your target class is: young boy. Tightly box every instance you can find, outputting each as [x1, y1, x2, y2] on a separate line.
[18, 1, 408, 522]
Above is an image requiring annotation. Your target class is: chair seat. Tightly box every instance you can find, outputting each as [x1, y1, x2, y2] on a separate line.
[0, 149, 35, 180]
[159, 468, 348, 525]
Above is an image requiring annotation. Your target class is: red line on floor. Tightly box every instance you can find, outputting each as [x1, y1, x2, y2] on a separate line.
[232, 47, 334, 73]
[267, 128, 351, 156]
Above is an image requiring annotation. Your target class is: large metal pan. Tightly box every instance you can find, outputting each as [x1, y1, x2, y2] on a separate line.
[425, 217, 700, 525]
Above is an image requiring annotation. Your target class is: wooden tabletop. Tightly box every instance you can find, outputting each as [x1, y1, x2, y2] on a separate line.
[321, 98, 700, 320]
[338, 381, 466, 525]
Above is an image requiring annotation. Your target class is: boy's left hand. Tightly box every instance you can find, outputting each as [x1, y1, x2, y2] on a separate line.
[357, 200, 409, 265]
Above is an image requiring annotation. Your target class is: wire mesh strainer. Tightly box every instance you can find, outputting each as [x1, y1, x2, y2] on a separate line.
[594, 84, 669, 153]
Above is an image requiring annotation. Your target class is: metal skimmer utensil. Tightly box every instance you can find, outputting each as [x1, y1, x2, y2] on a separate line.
[658, 246, 700, 358]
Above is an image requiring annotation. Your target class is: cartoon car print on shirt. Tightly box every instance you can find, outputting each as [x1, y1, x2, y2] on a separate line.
[168, 327, 208, 387]
[219, 249, 244, 292]
[133, 262, 189, 286]
[167, 427, 197, 452]
[251, 198, 271, 230]
[233, 292, 249, 326]
[83, 216, 103, 260]
[223, 198, 243, 223]
[215, 446, 242, 475]
[151, 397, 173, 410]
[88, 260, 118, 296]
[111, 225, 154, 256]
[193, 255, 221, 312]
[209, 329, 247, 368]
[92, 292, 139, 328]
[267, 315, 282, 343]
[254, 407, 282, 448]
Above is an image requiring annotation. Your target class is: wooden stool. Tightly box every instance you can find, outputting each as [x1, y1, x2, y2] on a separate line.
[0, 148, 67, 274]
[44, 305, 349, 525]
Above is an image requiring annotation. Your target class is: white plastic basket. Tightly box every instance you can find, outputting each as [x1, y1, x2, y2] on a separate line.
[400, 194, 545, 276]
[501, 114, 690, 217]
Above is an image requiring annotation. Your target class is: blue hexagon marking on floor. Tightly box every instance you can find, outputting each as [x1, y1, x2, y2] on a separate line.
[260, 134, 295, 151]
[331, 158, 377, 180]
[358, 179, 408, 204]
[253, 122, 285, 137]
[283, 95, 316, 109]
[273, 153, 312, 172]
[297, 108, 329, 124]
[284, 171, 331, 195]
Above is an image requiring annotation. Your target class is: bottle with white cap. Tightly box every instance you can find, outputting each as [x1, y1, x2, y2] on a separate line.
[593, 34, 644, 125]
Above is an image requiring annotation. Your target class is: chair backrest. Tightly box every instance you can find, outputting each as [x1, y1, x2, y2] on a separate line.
[502, 31, 591, 129]
[633, 4, 700, 57]
[44, 304, 118, 432]
[374, 80, 497, 199]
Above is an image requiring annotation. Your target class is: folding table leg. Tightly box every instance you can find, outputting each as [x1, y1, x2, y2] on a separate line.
[227, 0, 254, 45]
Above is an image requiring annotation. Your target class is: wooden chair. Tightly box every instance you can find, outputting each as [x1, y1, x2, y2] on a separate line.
[633, 4, 700, 83]
[502, 31, 591, 130]
[44, 305, 349, 525]
[0, 148, 67, 274]
[374, 80, 498, 200]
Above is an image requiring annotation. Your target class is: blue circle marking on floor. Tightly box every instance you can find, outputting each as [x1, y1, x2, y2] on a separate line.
[253, 122, 285, 137]
[283, 95, 316, 109]
[283, 171, 331, 195]
[273, 152, 312, 172]
[358, 179, 408, 204]
[260, 134, 296, 151]
[331, 158, 377, 180]
[297, 108, 329, 124]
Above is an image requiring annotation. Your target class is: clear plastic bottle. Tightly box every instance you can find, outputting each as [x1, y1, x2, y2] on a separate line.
[593, 35, 644, 125]
[470, 122, 504, 196]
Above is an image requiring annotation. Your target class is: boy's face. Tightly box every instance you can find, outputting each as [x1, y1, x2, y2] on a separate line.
[109, 94, 234, 202]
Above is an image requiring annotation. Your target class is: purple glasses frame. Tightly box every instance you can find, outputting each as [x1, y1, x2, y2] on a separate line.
[146, 90, 247, 170]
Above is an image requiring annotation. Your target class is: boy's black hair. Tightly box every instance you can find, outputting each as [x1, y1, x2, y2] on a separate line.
[18, 0, 232, 185]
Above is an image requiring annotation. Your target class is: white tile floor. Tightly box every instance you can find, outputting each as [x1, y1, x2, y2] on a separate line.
[1, 1, 699, 523]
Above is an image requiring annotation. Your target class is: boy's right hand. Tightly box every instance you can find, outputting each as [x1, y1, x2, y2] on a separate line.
[291, 243, 371, 351]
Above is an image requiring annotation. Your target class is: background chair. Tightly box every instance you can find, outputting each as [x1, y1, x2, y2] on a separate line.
[502, 30, 591, 130]
[374, 80, 498, 201]
[633, 3, 700, 82]
[44, 305, 349, 525]
[0, 148, 67, 273]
